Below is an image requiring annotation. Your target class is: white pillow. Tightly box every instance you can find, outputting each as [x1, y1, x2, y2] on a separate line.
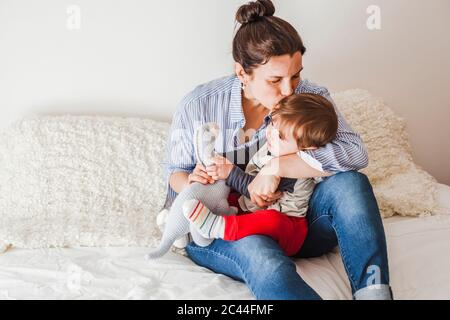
[0, 115, 169, 250]
[332, 89, 438, 218]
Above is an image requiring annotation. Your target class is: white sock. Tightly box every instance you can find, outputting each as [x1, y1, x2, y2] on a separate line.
[182, 200, 225, 239]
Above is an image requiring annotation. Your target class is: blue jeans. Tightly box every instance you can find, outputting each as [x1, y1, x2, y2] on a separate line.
[186, 171, 391, 300]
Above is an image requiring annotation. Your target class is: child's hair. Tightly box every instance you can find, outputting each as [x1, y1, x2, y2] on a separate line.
[271, 93, 338, 150]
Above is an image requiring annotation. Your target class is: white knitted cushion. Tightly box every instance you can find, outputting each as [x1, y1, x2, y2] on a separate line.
[0, 116, 168, 250]
[332, 89, 438, 218]
[0, 90, 440, 250]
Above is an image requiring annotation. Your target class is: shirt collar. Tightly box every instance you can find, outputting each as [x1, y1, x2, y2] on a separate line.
[229, 76, 245, 123]
[230, 76, 273, 127]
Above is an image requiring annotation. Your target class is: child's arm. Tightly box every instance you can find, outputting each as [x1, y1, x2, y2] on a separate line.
[203, 154, 257, 198]
[226, 166, 256, 198]
[206, 154, 296, 203]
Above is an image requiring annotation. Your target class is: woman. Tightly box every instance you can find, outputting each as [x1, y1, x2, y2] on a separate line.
[163, 0, 392, 300]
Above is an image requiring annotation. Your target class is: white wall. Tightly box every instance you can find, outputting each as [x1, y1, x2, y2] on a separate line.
[0, 0, 449, 184]
[279, 0, 450, 185]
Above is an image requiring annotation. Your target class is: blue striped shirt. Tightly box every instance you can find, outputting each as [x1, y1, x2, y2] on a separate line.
[162, 75, 368, 207]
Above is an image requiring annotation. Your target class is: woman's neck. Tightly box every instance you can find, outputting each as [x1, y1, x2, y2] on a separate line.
[243, 102, 266, 116]
[241, 91, 270, 134]
[242, 87, 261, 109]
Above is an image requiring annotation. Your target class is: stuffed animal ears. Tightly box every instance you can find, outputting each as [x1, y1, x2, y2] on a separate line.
[194, 122, 220, 167]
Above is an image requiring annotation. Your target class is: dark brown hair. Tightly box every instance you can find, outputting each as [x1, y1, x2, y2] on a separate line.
[271, 93, 338, 150]
[233, 0, 306, 74]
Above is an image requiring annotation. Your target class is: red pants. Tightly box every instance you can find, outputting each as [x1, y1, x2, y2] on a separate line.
[224, 193, 308, 257]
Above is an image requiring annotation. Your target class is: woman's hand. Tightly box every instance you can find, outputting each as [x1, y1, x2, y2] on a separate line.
[188, 164, 215, 185]
[248, 167, 283, 208]
[206, 155, 234, 181]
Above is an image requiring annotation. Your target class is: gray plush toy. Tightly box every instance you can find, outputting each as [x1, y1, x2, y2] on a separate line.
[145, 123, 237, 260]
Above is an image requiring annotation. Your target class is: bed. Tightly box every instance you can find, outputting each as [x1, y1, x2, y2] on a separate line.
[0, 89, 447, 300]
[0, 183, 449, 300]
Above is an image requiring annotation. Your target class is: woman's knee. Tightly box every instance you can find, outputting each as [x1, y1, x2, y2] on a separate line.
[326, 171, 377, 208]
[312, 172, 382, 235]
[326, 171, 372, 193]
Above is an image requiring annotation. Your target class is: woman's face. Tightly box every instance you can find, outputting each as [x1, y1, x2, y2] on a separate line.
[237, 51, 303, 110]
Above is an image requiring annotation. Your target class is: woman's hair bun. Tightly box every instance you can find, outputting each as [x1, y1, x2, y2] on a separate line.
[236, 0, 275, 25]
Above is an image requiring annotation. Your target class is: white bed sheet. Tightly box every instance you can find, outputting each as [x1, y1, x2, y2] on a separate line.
[298, 183, 450, 300]
[1, 184, 449, 300]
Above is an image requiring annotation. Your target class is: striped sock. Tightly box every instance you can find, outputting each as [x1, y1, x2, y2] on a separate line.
[182, 200, 225, 239]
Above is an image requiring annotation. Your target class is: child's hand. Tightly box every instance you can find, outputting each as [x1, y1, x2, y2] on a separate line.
[248, 166, 283, 208]
[188, 164, 215, 185]
[206, 155, 234, 181]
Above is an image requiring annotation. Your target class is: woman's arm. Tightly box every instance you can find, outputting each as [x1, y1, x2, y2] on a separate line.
[169, 165, 215, 194]
[266, 153, 333, 179]
[304, 129, 369, 173]
[165, 95, 216, 195]
[301, 86, 369, 173]
[169, 172, 190, 194]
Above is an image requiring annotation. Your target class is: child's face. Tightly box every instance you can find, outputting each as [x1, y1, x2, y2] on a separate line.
[266, 116, 300, 157]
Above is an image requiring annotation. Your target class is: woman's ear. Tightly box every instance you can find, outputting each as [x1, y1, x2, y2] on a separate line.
[234, 62, 250, 85]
